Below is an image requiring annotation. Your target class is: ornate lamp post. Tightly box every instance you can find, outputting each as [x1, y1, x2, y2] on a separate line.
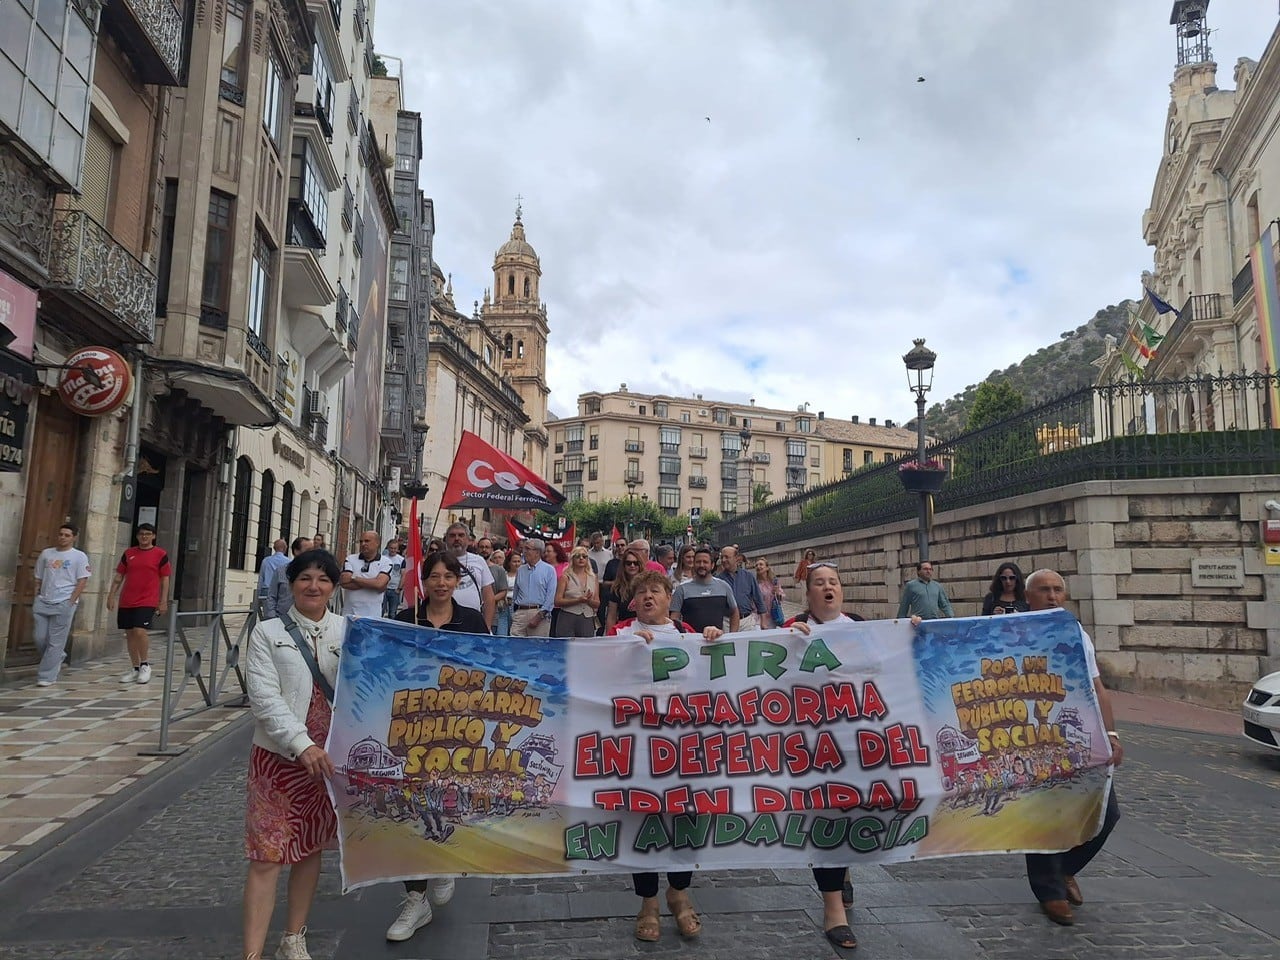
[902, 338, 938, 562]
[626, 478, 637, 540]
[736, 424, 752, 519]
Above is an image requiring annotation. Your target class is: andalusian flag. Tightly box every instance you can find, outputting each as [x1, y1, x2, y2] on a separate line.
[1126, 311, 1164, 361]
[1251, 224, 1280, 416]
[1120, 351, 1145, 379]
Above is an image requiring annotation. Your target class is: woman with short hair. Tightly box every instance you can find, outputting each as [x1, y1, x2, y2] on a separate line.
[242, 549, 343, 960]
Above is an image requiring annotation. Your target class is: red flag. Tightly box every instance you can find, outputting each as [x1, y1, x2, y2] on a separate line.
[441, 431, 565, 511]
[403, 498, 423, 621]
[610, 525, 622, 543]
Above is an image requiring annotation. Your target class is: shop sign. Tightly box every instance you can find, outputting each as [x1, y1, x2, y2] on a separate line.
[0, 269, 37, 361]
[0, 351, 37, 472]
[271, 431, 307, 469]
[57, 347, 133, 417]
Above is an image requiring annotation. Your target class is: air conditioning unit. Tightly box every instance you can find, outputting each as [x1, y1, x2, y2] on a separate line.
[308, 388, 323, 414]
[628, 400, 637, 408]
[698, 409, 708, 417]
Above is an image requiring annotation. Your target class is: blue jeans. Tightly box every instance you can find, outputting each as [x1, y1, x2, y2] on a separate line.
[494, 606, 512, 636]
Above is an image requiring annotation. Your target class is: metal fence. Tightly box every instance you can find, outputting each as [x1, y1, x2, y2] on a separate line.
[137, 607, 254, 756]
[715, 372, 1280, 553]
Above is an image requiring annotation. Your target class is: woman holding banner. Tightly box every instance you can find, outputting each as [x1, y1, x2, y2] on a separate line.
[385, 550, 487, 942]
[786, 560, 861, 951]
[242, 549, 344, 960]
[608, 570, 724, 941]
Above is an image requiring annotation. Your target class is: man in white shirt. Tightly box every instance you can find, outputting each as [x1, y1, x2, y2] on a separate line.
[33, 523, 91, 686]
[1023, 568, 1123, 927]
[587, 531, 613, 582]
[383, 538, 407, 616]
[444, 522, 495, 629]
[340, 530, 393, 619]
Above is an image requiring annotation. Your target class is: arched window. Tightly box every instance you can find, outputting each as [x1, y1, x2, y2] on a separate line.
[229, 456, 254, 570]
[507, 274, 515, 295]
[517, 339, 524, 359]
[523, 277, 531, 298]
[255, 470, 275, 571]
[280, 481, 295, 543]
[299, 490, 311, 534]
[503, 333, 513, 358]
[317, 500, 330, 540]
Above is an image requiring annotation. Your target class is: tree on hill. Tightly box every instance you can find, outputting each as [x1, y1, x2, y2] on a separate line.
[954, 380, 1038, 477]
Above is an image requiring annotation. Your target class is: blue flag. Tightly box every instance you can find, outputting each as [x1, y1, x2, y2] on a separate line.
[1144, 286, 1180, 317]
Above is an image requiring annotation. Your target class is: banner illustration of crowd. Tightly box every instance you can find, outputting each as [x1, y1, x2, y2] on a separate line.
[325, 609, 1112, 891]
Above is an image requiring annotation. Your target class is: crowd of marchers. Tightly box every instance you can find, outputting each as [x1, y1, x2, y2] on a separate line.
[44, 520, 1111, 958]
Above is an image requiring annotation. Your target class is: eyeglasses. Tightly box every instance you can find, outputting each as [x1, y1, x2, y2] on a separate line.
[623, 559, 642, 567]
[808, 561, 838, 571]
[999, 575, 1018, 581]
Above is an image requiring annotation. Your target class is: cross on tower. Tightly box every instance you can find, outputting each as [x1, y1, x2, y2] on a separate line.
[514, 194, 523, 220]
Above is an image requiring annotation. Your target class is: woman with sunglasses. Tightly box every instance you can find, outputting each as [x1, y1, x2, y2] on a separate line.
[553, 547, 600, 637]
[604, 547, 647, 632]
[785, 560, 862, 951]
[982, 562, 1029, 615]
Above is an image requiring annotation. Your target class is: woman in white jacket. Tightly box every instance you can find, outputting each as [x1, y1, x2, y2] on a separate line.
[242, 549, 344, 960]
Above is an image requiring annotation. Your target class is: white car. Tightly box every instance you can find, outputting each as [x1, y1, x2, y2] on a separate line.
[1242, 671, 1280, 751]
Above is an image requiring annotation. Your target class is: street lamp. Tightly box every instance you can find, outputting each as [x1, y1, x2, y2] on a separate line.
[903, 338, 937, 561]
[737, 424, 752, 517]
[626, 479, 637, 540]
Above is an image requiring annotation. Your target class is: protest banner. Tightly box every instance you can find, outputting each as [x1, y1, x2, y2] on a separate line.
[325, 608, 1112, 891]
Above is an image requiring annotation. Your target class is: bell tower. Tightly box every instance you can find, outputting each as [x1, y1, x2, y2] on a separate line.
[483, 201, 550, 468]
[1171, 1, 1211, 67]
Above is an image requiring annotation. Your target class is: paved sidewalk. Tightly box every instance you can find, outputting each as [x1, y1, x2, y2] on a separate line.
[1112, 689, 1242, 737]
[0, 653, 248, 867]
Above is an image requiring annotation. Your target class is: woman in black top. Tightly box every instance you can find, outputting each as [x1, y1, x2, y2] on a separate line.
[387, 550, 486, 942]
[981, 562, 1029, 615]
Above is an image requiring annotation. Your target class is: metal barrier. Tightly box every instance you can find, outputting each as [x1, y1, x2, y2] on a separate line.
[137, 606, 255, 757]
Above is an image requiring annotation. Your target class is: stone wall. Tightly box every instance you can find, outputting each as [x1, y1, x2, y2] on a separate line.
[763, 477, 1280, 710]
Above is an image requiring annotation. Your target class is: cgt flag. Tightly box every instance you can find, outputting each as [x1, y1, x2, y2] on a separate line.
[442, 431, 566, 511]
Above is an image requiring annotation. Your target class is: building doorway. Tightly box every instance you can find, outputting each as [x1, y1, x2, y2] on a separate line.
[7, 397, 82, 665]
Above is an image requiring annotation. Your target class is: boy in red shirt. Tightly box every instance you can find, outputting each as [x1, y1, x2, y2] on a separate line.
[106, 523, 171, 684]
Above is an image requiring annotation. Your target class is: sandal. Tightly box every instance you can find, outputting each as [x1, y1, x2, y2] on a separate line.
[634, 910, 660, 942]
[667, 892, 702, 938]
[825, 924, 858, 950]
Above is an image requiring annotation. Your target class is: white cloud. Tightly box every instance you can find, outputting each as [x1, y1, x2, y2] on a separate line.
[376, 0, 1277, 422]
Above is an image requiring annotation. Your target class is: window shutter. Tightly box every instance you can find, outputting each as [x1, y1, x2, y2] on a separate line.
[80, 121, 114, 224]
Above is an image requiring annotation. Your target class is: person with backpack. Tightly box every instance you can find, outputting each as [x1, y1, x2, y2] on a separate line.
[607, 570, 723, 942]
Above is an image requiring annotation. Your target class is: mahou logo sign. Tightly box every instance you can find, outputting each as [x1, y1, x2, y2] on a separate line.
[442, 431, 565, 510]
[57, 347, 133, 417]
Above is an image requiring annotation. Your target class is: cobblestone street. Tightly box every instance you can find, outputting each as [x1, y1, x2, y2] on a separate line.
[0, 706, 1276, 959]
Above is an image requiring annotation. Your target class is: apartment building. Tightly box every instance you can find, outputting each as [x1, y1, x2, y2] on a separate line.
[0, 0, 186, 676]
[547, 389, 918, 517]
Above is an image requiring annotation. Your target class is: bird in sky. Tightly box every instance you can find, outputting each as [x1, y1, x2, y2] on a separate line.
[917, 76, 926, 82]
[705, 116, 711, 122]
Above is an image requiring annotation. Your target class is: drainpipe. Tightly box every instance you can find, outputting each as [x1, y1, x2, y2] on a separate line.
[116, 355, 145, 483]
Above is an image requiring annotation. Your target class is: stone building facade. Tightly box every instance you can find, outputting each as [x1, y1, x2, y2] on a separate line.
[1099, 5, 1280, 388]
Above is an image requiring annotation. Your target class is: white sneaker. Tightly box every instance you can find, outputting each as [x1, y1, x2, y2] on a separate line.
[428, 877, 456, 907]
[274, 926, 311, 959]
[36, 679, 54, 687]
[386, 890, 432, 941]
[119, 668, 139, 683]
[136, 664, 152, 684]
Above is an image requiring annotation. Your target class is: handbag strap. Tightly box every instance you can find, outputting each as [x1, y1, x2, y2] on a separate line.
[282, 614, 335, 704]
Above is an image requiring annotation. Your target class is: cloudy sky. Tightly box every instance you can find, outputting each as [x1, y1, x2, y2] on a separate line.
[376, 1, 1276, 424]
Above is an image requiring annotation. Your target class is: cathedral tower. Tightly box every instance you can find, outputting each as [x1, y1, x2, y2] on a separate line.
[483, 204, 550, 468]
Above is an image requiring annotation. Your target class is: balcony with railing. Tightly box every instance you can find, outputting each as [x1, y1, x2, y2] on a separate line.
[347, 302, 360, 352]
[566, 439, 583, 452]
[1234, 260, 1254, 306]
[688, 475, 708, 489]
[341, 179, 354, 230]
[688, 445, 707, 458]
[428, 321, 524, 409]
[1151, 293, 1228, 375]
[624, 470, 645, 484]
[625, 439, 645, 453]
[101, 0, 185, 86]
[335, 282, 349, 333]
[352, 208, 364, 257]
[46, 208, 157, 343]
[347, 85, 359, 133]
[660, 442, 680, 454]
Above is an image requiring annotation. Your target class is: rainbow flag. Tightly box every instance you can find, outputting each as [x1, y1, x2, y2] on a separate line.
[1252, 224, 1280, 419]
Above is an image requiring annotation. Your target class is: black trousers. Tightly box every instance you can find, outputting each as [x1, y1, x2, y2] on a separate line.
[812, 867, 847, 893]
[1025, 787, 1120, 902]
[632, 871, 692, 898]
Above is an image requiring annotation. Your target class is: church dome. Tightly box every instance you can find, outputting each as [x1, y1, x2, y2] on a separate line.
[495, 215, 539, 265]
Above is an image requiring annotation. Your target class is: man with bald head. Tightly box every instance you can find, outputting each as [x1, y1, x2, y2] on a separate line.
[1023, 568, 1123, 926]
[717, 545, 763, 630]
[263, 536, 313, 619]
[340, 530, 393, 619]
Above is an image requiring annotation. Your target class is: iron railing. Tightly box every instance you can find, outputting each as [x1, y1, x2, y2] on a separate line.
[1233, 260, 1254, 306]
[138, 606, 252, 756]
[715, 372, 1280, 552]
[47, 208, 157, 342]
[113, 0, 184, 85]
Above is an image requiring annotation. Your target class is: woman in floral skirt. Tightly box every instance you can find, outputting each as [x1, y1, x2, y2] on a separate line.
[242, 549, 344, 960]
